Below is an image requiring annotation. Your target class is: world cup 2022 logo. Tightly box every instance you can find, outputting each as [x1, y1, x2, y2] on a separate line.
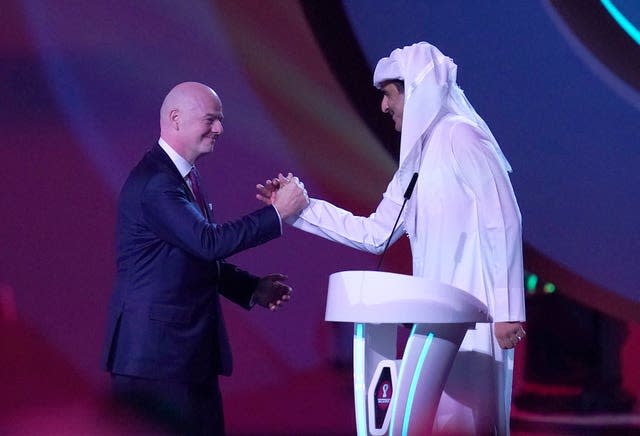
[373, 367, 393, 429]
[376, 381, 392, 411]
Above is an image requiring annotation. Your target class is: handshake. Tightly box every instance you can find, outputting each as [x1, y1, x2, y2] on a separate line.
[256, 173, 309, 220]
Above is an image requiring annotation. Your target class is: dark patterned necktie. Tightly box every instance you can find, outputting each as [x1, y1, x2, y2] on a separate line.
[187, 167, 208, 218]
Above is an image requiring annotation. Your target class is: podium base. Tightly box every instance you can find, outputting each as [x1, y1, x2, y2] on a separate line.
[353, 322, 471, 436]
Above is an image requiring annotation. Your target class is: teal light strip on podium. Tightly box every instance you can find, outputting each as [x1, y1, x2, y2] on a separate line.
[389, 325, 435, 436]
[402, 330, 434, 436]
[354, 323, 367, 436]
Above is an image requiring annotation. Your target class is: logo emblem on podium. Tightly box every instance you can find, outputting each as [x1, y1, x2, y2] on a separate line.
[372, 366, 393, 429]
[367, 359, 398, 434]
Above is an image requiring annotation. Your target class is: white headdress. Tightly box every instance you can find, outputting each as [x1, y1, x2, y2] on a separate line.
[373, 42, 512, 172]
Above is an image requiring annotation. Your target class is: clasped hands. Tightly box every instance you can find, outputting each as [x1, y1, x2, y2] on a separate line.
[257, 172, 309, 220]
[253, 173, 308, 312]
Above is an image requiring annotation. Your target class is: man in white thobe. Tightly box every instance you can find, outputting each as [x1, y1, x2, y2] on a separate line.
[260, 42, 526, 435]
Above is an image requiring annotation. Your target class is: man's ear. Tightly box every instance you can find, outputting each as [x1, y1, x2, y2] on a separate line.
[169, 109, 180, 130]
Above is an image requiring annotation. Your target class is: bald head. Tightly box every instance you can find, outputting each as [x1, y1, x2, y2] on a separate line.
[159, 82, 224, 164]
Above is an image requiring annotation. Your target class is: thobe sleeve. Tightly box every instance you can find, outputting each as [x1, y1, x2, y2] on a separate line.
[449, 123, 525, 322]
[287, 176, 407, 255]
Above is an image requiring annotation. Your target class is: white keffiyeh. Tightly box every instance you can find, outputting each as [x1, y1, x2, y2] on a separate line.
[373, 42, 512, 173]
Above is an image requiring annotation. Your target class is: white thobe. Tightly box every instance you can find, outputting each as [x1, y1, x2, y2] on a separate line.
[290, 114, 525, 435]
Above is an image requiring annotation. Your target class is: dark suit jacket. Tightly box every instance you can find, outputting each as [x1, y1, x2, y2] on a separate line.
[102, 144, 281, 382]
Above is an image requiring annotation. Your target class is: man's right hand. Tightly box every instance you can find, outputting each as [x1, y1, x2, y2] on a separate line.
[263, 173, 309, 219]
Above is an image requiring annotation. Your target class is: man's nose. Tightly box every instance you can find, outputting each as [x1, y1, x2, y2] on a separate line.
[381, 96, 389, 113]
[213, 120, 223, 135]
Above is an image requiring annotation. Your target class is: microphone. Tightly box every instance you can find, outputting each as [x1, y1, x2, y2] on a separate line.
[403, 172, 419, 200]
[376, 172, 418, 270]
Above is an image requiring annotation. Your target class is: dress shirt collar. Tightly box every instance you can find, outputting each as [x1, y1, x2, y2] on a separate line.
[158, 137, 193, 178]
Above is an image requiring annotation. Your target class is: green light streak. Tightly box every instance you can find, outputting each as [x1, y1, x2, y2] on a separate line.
[526, 274, 538, 293]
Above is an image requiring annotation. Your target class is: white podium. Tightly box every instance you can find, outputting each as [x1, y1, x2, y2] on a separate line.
[326, 271, 491, 436]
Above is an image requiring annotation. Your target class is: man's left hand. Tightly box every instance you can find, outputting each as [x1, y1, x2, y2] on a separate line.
[494, 321, 526, 349]
[253, 273, 292, 311]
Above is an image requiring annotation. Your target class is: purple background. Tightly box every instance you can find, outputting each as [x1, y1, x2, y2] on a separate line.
[1, 1, 638, 433]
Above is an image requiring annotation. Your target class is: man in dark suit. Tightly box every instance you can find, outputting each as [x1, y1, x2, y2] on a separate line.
[102, 81, 308, 435]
